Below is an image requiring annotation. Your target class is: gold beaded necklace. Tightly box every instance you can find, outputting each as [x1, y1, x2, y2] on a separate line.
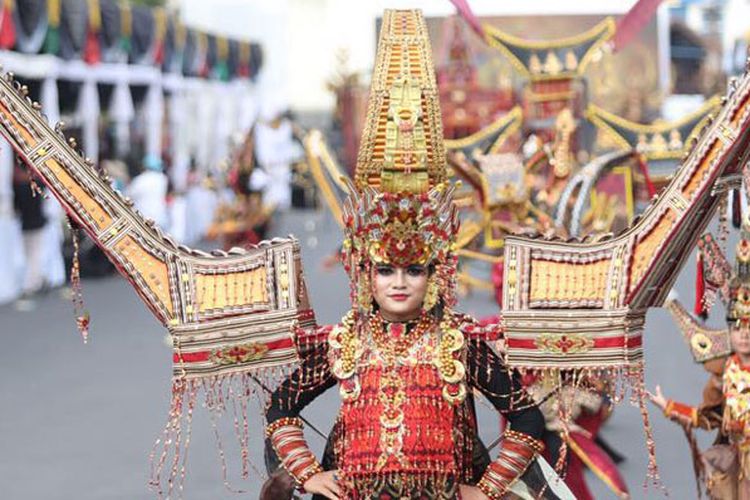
[369, 312, 433, 362]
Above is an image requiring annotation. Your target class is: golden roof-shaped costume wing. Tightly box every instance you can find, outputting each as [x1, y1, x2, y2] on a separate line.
[0, 76, 315, 381]
[445, 105, 523, 160]
[587, 96, 722, 162]
[484, 18, 615, 80]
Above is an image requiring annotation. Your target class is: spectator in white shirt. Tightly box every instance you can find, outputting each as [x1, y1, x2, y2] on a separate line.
[127, 154, 168, 228]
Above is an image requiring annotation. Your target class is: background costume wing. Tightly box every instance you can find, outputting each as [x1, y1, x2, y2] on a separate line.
[665, 297, 731, 365]
[303, 128, 350, 228]
[0, 72, 315, 380]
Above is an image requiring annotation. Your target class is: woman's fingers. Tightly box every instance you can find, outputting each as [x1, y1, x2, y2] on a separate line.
[321, 485, 339, 500]
[328, 477, 342, 496]
[318, 471, 341, 499]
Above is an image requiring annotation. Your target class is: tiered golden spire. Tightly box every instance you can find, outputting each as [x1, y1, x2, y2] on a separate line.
[355, 10, 446, 193]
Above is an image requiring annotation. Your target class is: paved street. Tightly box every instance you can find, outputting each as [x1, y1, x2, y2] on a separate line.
[0, 208, 718, 499]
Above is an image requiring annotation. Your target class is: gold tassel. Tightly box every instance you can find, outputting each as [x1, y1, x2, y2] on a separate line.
[66, 217, 90, 343]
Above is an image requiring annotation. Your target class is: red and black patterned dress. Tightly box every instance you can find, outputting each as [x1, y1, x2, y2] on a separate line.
[266, 312, 550, 499]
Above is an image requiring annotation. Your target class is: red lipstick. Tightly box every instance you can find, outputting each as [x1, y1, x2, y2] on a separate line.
[390, 294, 409, 302]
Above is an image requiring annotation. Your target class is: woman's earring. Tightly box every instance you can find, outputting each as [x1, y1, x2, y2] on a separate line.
[357, 272, 373, 313]
[423, 277, 439, 311]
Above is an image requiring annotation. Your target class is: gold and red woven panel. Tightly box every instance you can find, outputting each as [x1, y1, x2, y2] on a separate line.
[339, 365, 458, 477]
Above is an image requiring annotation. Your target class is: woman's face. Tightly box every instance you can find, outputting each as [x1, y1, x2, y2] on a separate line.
[730, 322, 750, 357]
[371, 263, 429, 322]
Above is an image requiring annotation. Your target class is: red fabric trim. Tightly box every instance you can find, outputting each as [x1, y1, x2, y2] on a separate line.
[507, 334, 642, 350]
[569, 431, 629, 496]
[613, 0, 665, 52]
[638, 154, 657, 197]
[665, 400, 698, 427]
[153, 41, 164, 65]
[492, 259, 504, 308]
[298, 309, 315, 320]
[695, 252, 706, 317]
[173, 337, 294, 363]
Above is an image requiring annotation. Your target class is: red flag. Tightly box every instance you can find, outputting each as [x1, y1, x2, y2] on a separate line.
[613, 0, 665, 52]
[449, 0, 485, 40]
[0, 5, 16, 50]
[83, 30, 101, 64]
[153, 41, 164, 65]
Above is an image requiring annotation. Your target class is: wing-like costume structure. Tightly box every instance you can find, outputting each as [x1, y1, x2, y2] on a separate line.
[502, 73, 750, 372]
[665, 298, 731, 364]
[0, 73, 316, 492]
[587, 96, 721, 182]
[0, 76, 315, 379]
[447, 106, 522, 249]
[445, 105, 523, 161]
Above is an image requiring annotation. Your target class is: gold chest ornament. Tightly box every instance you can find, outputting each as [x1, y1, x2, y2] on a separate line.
[723, 357, 750, 435]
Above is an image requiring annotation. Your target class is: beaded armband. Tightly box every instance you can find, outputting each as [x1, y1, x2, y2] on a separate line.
[266, 417, 323, 489]
[664, 399, 699, 427]
[477, 429, 545, 499]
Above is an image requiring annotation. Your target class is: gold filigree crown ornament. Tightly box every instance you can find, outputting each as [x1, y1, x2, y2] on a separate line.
[729, 221, 750, 323]
[341, 10, 460, 312]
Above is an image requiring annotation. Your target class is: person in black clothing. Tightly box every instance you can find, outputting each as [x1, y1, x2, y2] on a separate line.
[13, 162, 47, 297]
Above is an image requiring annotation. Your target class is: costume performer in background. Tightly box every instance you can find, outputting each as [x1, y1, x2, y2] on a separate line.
[527, 376, 629, 500]
[254, 98, 302, 211]
[263, 10, 561, 500]
[649, 224, 750, 499]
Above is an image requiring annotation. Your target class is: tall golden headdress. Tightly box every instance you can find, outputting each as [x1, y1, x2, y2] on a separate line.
[354, 9, 447, 193]
[343, 10, 459, 311]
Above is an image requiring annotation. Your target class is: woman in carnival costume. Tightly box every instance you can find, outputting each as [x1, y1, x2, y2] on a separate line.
[263, 10, 563, 500]
[650, 222, 750, 499]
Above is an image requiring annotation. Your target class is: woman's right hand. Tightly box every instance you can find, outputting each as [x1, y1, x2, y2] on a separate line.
[303, 470, 341, 500]
[646, 384, 668, 412]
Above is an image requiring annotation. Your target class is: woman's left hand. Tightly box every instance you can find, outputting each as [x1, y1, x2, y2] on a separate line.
[459, 484, 489, 500]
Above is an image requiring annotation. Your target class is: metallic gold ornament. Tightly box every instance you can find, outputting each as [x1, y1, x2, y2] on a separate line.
[423, 277, 439, 311]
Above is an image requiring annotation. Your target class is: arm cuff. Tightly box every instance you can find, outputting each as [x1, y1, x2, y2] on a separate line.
[266, 417, 323, 490]
[477, 429, 544, 499]
[664, 399, 698, 427]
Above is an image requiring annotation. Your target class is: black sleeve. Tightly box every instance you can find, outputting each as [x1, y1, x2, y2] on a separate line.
[466, 339, 545, 439]
[265, 341, 337, 424]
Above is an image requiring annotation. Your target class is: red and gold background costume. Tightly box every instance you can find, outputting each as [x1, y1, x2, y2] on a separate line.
[661, 226, 750, 499]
